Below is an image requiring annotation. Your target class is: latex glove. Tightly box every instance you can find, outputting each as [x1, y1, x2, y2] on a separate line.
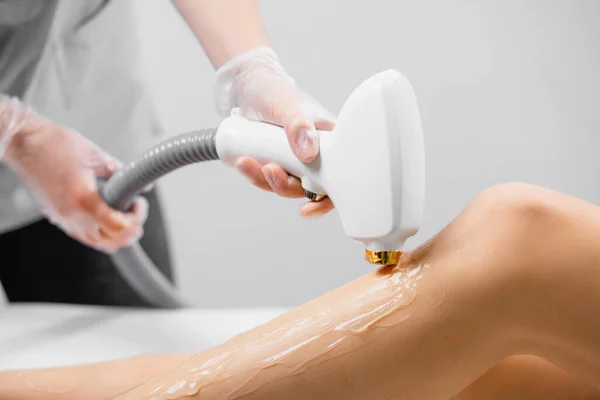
[215, 47, 336, 218]
[0, 95, 147, 253]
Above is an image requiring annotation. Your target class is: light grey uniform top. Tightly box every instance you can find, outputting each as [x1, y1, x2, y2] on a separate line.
[0, 0, 164, 234]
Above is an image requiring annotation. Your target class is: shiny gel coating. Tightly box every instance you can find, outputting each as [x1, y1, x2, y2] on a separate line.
[118, 261, 431, 400]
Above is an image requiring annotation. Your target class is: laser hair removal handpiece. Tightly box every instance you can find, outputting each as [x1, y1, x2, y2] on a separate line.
[102, 69, 425, 308]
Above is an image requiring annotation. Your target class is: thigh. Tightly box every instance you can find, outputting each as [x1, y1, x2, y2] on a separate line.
[0, 189, 174, 307]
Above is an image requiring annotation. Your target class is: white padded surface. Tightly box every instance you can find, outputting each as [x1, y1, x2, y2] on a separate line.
[0, 304, 286, 370]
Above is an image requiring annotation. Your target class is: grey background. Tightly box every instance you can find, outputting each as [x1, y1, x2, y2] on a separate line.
[132, 0, 600, 307]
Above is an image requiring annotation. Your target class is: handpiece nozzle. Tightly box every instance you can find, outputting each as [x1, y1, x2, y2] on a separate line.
[364, 250, 403, 266]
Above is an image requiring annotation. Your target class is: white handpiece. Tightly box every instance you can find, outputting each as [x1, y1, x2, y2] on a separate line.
[216, 70, 425, 264]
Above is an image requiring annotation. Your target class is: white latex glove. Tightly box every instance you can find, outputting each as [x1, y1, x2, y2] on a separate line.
[0, 95, 147, 253]
[215, 47, 336, 218]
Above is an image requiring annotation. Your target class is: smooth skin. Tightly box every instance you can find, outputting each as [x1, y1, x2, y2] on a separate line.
[1, 182, 600, 399]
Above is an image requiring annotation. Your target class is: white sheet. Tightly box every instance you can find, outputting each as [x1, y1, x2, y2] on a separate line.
[0, 303, 286, 370]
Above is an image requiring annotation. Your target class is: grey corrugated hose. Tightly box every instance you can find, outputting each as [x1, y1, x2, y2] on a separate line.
[101, 128, 219, 308]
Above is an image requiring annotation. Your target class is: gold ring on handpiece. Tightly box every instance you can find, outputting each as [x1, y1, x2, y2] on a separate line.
[365, 250, 403, 266]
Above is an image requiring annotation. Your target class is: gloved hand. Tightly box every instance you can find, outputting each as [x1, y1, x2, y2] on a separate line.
[215, 47, 336, 218]
[0, 95, 147, 253]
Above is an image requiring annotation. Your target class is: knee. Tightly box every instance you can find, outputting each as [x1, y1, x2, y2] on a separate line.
[420, 182, 562, 266]
[418, 183, 554, 261]
[468, 182, 553, 228]
[452, 182, 560, 263]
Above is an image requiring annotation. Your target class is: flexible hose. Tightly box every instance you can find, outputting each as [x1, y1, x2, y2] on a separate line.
[101, 128, 219, 308]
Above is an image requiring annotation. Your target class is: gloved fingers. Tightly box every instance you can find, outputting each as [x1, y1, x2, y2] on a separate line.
[78, 188, 131, 236]
[261, 163, 304, 198]
[299, 196, 335, 219]
[250, 76, 335, 128]
[49, 209, 120, 253]
[313, 115, 336, 131]
[85, 210, 145, 254]
[96, 196, 148, 249]
[281, 101, 336, 163]
[108, 197, 148, 250]
[123, 196, 149, 242]
[91, 232, 126, 254]
[235, 157, 306, 199]
[234, 157, 272, 192]
[70, 231, 94, 248]
[110, 225, 144, 251]
[238, 76, 335, 163]
[129, 196, 150, 226]
[76, 232, 105, 251]
[98, 227, 112, 242]
[90, 149, 148, 195]
[62, 218, 110, 252]
[284, 117, 320, 163]
[90, 152, 122, 179]
[92, 236, 120, 254]
[300, 100, 337, 131]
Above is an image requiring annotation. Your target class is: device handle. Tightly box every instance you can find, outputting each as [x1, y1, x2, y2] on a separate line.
[215, 115, 325, 194]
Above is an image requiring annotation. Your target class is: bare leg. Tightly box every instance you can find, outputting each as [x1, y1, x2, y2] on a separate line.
[2, 183, 600, 399]
[112, 183, 600, 399]
[3, 355, 597, 400]
[0, 354, 190, 400]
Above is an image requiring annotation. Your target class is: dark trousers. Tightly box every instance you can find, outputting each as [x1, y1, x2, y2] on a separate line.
[0, 189, 173, 307]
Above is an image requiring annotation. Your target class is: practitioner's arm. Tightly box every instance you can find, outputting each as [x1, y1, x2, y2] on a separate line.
[170, 0, 268, 68]
[171, 0, 338, 214]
